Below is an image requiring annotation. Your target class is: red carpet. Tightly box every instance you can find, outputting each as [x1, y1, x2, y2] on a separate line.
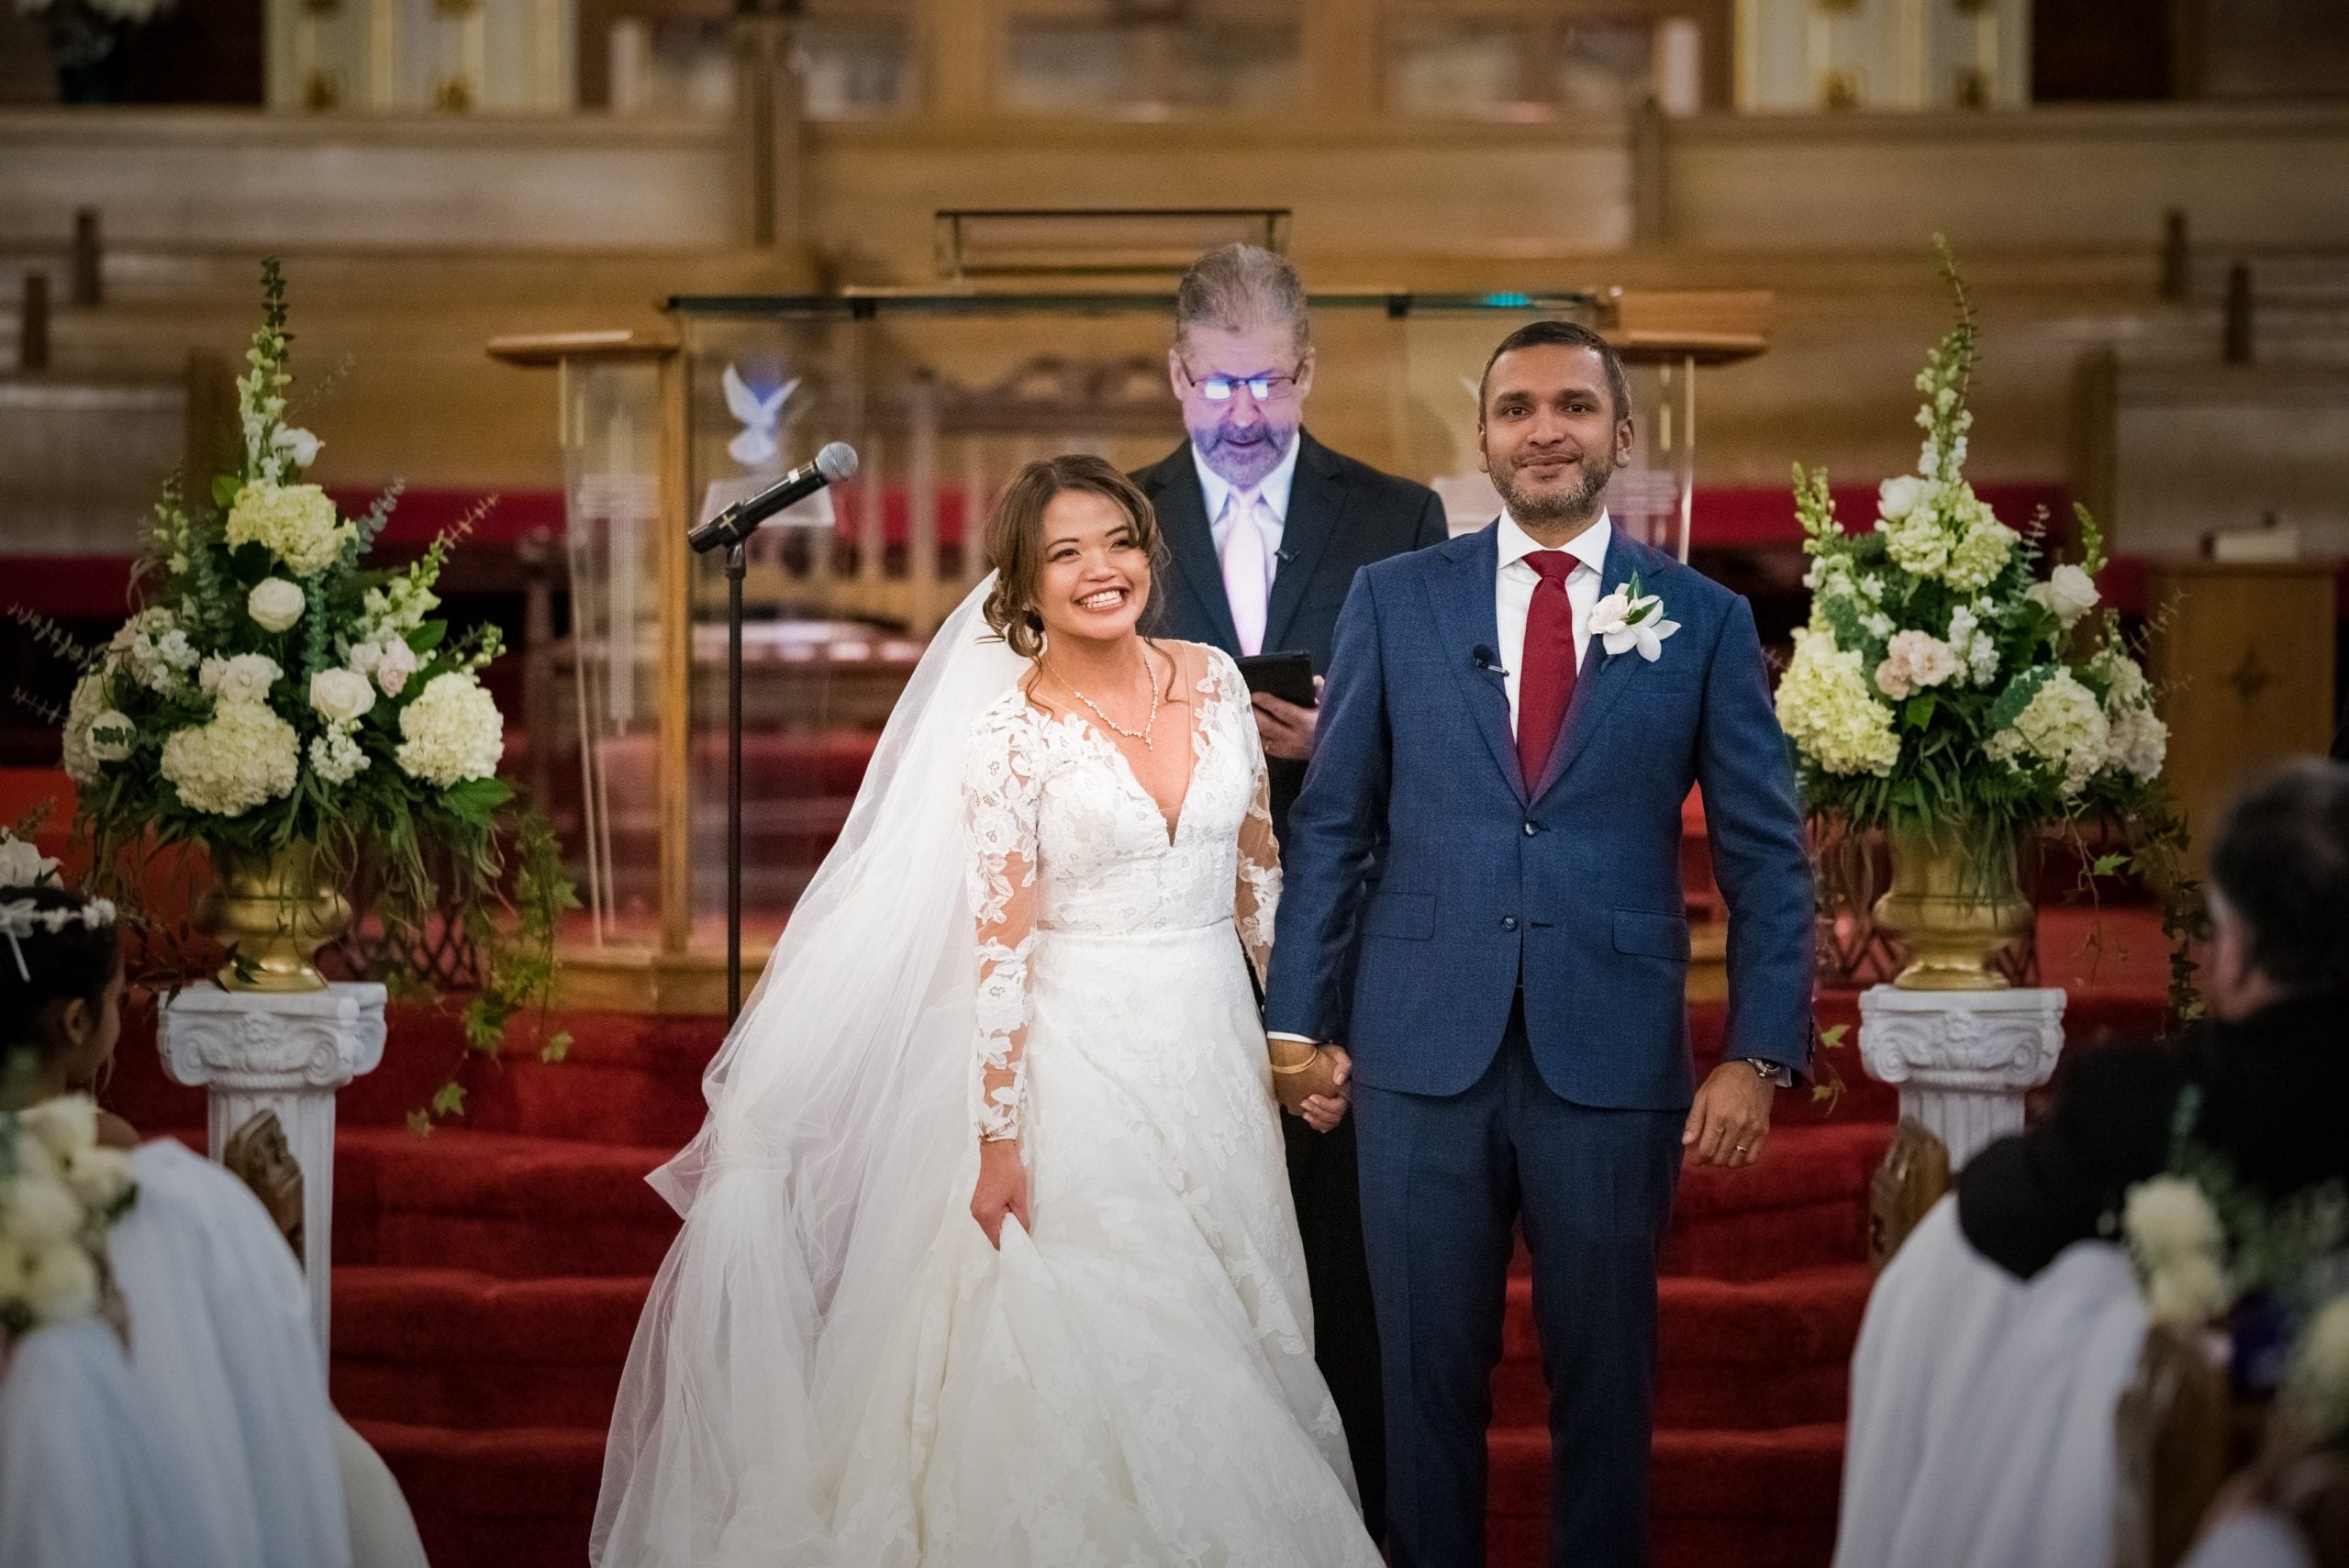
[103, 955, 2172, 1568]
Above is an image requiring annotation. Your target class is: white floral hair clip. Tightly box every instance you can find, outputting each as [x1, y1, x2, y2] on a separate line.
[0, 896, 118, 983]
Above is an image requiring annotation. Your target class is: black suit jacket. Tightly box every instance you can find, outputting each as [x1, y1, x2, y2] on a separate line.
[1134, 431, 1448, 839]
[1957, 989, 2349, 1281]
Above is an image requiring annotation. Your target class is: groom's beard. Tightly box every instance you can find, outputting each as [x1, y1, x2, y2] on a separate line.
[1491, 448, 1615, 530]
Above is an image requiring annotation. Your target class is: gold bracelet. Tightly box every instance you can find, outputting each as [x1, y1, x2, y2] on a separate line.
[1270, 1047, 1322, 1076]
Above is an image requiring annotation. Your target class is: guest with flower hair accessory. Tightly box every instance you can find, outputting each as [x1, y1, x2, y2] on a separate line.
[0, 853, 427, 1568]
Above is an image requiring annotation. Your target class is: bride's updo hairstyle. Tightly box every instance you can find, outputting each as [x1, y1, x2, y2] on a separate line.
[981, 454, 1163, 659]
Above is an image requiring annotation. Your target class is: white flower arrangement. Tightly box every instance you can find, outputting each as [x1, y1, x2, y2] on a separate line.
[0, 1095, 138, 1347]
[1778, 238, 2179, 864]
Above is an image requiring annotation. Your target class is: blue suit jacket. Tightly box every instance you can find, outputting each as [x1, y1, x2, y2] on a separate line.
[1262, 522, 1814, 1110]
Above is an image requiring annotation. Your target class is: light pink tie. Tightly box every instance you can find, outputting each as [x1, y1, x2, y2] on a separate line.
[1220, 491, 1270, 656]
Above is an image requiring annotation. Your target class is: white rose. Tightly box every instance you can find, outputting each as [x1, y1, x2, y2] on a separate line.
[2028, 562, 2101, 626]
[271, 425, 321, 471]
[86, 711, 134, 763]
[372, 638, 418, 697]
[19, 1239, 99, 1325]
[248, 577, 306, 633]
[2, 1173, 82, 1248]
[309, 668, 376, 725]
[1876, 475, 1927, 523]
[0, 832, 58, 888]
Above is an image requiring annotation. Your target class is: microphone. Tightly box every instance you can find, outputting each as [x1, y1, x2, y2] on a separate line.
[1472, 644, 1508, 676]
[688, 441, 858, 554]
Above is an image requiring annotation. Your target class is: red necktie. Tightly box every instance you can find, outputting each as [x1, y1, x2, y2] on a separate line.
[1516, 550, 1579, 790]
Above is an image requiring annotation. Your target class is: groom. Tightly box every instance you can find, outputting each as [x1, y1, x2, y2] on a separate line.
[1264, 319, 1813, 1566]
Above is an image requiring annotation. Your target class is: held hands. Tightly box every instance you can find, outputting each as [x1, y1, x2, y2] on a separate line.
[1251, 679, 1323, 762]
[1683, 1061, 1776, 1170]
[970, 1137, 1030, 1248]
[1273, 1042, 1351, 1132]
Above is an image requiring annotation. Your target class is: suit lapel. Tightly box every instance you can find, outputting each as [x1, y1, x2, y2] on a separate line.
[1261, 432, 1342, 655]
[1422, 524, 1527, 806]
[1145, 447, 1241, 654]
[1531, 531, 1670, 804]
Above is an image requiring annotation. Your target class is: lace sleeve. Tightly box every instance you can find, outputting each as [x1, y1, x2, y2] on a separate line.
[1216, 651, 1282, 987]
[963, 699, 1044, 1142]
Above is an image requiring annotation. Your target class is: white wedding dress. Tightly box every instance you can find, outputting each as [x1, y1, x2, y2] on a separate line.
[593, 582, 1376, 1568]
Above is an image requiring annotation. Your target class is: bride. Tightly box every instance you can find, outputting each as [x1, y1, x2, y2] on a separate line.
[593, 455, 1380, 1566]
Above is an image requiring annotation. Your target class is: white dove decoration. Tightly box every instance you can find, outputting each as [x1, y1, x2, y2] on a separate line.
[722, 364, 799, 469]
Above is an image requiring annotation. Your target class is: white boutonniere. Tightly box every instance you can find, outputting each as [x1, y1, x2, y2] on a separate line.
[1589, 573, 1680, 662]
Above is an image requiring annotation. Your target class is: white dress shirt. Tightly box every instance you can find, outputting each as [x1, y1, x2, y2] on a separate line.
[1496, 509, 1611, 739]
[1193, 432, 1300, 591]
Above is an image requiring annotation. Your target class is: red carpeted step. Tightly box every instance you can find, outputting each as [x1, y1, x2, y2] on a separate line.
[333, 1267, 648, 1429]
[335, 1127, 679, 1277]
[1485, 1423, 1845, 1558]
[351, 1418, 602, 1568]
[1660, 1120, 1890, 1282]
[1493, 1265, 1870, 1430]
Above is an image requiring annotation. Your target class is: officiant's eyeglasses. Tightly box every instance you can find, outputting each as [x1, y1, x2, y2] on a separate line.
[1179, 361, 1303, 403]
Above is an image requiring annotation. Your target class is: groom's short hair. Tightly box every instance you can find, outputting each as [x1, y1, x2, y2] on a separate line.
[1478, 318, 1631, 426]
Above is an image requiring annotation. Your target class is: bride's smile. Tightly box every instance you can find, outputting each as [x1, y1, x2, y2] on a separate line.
[1035, 488, 1152, 647]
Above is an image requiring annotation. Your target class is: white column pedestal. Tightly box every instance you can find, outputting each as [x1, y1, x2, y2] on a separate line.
[158, 980, 387, 1364]
[1857, 985, 2066, 1170]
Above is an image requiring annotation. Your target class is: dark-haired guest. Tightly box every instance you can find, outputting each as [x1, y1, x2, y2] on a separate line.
[1836, 760, 2349, 1568]
[0, 867, 427, 1568]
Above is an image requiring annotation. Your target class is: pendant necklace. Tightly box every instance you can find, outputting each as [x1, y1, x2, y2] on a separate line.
[1051, 644, 1161, 751]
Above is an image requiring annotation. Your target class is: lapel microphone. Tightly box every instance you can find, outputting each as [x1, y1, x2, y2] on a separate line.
[1472, 645, 1508, 676]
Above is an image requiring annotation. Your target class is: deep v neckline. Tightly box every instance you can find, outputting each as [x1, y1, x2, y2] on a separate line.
[1035, 646, 1207, 848]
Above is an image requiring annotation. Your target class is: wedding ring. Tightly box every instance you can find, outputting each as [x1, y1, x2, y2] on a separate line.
[1733, 1144, 1749, 1153]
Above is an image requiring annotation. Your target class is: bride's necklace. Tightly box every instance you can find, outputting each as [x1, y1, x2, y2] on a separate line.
[1049, 644, 1162, 751]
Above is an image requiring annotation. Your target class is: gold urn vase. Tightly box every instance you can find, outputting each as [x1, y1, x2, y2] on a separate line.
[201, 841, 352, 994]
[1870, 820, 2032, 991]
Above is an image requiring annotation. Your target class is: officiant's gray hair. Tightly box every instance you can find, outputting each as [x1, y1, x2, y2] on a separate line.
[1175, 244, 1310, 359]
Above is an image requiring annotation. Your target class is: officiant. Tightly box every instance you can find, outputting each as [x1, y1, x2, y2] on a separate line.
[1135, 242, 1448, 1543]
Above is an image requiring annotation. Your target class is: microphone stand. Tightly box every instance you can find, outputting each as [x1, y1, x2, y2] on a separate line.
[725, 539, 747, 1021]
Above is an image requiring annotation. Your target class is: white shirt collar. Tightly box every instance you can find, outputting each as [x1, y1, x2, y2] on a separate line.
[1192, 430, 1302, 530]
[1497, 509, 1612, 579]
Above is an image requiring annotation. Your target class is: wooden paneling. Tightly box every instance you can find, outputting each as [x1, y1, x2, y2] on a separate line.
[2147, 560, 2339, 871]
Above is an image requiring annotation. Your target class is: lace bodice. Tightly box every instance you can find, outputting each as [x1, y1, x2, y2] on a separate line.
[961, 644, 1279, 1141]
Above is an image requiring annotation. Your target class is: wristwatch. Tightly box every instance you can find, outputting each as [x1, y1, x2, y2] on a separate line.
[1740, 1057, 1794, 1088]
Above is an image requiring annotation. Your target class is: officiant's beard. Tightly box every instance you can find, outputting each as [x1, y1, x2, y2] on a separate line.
[1491, 450, 1614, 531]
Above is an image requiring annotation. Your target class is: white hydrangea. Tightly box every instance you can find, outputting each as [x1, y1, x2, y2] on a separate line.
[197, 652, 282, 706]
[1943, 495, 2019, 594]
[2096, 651, 2167, 782]
[395, 673, 505, 788]
[1776, 628, 1900, 778]
[17, 1239, 99, 1325]
[224, 481, 351, 577]
[1, 1172, 81, 1248]
[160, 700, 300, 817]
[1947, 604, 1999, 687]
[61, 669, 110, 785]
[1880, 507, 1950, 579]
[308, 726, 370, 785]
[1989, 669, 2110, 798]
